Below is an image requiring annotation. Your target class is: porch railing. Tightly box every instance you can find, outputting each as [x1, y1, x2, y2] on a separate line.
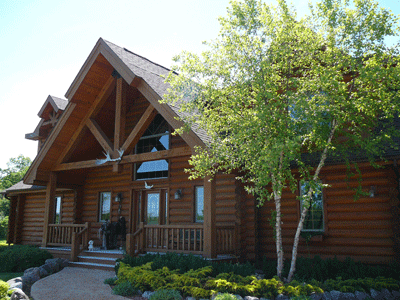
[126, 223, 236, 257]
[47, 223, 89, 247]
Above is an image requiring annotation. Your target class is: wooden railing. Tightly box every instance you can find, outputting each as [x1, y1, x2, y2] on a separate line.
[216, 226, 236, 255]
[47, 223, 89, 247]
[71, 222, 90, 262]
[126, 223, 236, 257]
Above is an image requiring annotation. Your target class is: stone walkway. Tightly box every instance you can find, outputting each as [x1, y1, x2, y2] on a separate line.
[31, 267, 128, 300]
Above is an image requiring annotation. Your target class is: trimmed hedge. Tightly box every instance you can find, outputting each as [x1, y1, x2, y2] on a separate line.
[0, 245, 53, 272]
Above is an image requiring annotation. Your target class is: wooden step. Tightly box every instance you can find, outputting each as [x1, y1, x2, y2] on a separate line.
[69, 261, 115, 271]
[77, 255, 118, 266]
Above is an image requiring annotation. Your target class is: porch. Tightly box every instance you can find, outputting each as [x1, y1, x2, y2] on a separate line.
[43, 222, 238, 262]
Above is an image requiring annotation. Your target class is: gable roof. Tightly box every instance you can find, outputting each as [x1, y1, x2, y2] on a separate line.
[24, 38, 208, 185]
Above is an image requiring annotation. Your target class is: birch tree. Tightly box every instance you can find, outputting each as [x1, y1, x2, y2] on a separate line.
[165, 0, 400, 282]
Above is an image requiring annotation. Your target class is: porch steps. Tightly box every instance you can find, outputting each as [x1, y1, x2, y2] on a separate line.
[42, 247, 124, 271]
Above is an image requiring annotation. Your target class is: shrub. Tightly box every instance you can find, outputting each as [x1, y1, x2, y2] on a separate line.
[322, 276, 400, 293]
[213, 293, 238, 300]
[0, 280, 10, 300]
[149, 289, 183, 300]
[104, 277, 117, 285]
[0, 217, 8, 240]
[112, 281, 138, 297]
[0, 245, 52, 272]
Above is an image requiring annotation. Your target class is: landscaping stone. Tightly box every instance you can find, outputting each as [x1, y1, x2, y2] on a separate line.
[244, 296, 260, 300]
[22, 267, 40, 295]
[275, 294, 289, 300]
[142, 291, 155, 299]
[310, 292, 323, 300]
[354, 291, 369, 300]
[10, 287, 29, 300]
[7, 277, 22, 290]
[186, 297, 196, 300]
[339, 292, 356, 300]
[44, 259, 60, 273]
[234, 294, 244, 300]
[41, 263, 53, 274]
[38, 265, 49, 278]
[322, 293, 333, 300]
[391, 290, 400, 299]
[329, 290, 342, 300]
[370, 289, 385, 300]
[380, 288, 393, 300]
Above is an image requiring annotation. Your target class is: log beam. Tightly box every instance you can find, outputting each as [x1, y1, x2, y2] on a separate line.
[42, 172, 57, 247]
[86, 118, 113, 154]
[203, 176, 216, 258]
[54, 146, 192, 171]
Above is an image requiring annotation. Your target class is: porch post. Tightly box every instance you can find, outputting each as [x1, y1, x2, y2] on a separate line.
[203, 176, 216, 258]
[42, 172, 57, 247]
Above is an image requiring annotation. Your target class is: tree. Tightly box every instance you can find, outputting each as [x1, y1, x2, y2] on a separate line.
[0, 155, 32, 216]
[165, 0, 400, 282]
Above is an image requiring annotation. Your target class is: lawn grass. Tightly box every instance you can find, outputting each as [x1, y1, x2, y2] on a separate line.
[0, 240, 22, 282]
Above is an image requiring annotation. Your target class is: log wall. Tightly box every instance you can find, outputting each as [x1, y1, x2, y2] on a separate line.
[256, 164, 399, 264]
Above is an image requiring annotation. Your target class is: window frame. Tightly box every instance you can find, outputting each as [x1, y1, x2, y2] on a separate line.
[194, 186, 204, 223]
[298, 180, 326, 233]
[54, 196, 62, 224]
[98, 191, 112, 222]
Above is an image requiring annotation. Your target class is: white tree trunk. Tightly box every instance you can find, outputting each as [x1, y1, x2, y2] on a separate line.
[286, 121, 337, 282]
[274, 192, 284, 279]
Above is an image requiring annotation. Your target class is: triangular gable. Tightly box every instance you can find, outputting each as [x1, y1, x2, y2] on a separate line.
[24, 38, 206, 185]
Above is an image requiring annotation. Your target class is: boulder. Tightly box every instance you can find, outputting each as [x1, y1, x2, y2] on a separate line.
[186, 297, 196, 300]
[38, 265, 49, 278]
[275, 294, 289, 300]
[41, 263, 54, 274]
[339, 292, 356, 300]
[233, 295, 243, 300]
[244, 297, 260, 300]
[142, 291, 155, 299]
[10, 287, 29, 300]
[22, 268, 40, 295]
[370, 289, 385, 300]
[380, 289, 393, 300]
[329, 290, 342, 300]
[322, 292, 333, 300]
[354, 291, 369, 300]
[310, 292, 323, 300]
[391, 290, 400, 299]
[7, 277, 22, 290]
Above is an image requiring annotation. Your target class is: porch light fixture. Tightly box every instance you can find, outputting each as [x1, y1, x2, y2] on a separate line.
[369, 186, 376, 198]
[115, 192, 123, 202]
[174, 189, 182, 200]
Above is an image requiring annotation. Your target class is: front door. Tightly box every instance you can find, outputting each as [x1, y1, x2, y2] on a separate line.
[137, 189, 167, 226]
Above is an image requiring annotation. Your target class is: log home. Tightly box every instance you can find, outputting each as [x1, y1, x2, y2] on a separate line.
[4, 38, 400, 267]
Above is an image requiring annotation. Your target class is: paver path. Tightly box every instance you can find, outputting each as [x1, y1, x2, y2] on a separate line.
[31, 267, 128, 300]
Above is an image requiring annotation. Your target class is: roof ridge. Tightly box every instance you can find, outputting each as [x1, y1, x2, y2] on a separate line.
[102, 39, 172, 72]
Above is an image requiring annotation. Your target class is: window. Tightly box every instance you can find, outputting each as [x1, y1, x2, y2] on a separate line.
[195, 186, 204, 223]
[54, 196, 62, 224]
[134, 114, 169, 180]
[299, 181, 324, 231]
[99, 192, 111, 222]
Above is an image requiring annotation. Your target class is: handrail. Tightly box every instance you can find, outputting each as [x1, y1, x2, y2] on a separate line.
[126, 223, 145, 257]
[71, 222, 90, 261]
[47, 223, 88, 246]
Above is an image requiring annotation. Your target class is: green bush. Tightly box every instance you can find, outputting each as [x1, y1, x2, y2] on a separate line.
[213, 293, 238, 300]
[117, 252, 255, 277]
[0, 217, 8, 240]
[112, 281, 138, 297]
[0, 245, 53, 272]
[0, 280, 10, 300]
[262, 255, 400, 282]
[322, 276, 400, 293]
[104, 277, 117, 285]
[149, 289, 183, 300]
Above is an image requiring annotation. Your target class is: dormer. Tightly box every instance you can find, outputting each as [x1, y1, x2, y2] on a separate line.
[25, 95, 68, 152]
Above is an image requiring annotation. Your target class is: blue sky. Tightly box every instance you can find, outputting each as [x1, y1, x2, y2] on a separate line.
[0, 0, 399, 169]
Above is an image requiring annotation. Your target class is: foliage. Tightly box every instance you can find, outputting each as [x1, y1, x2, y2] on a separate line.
[0, 217, 8, 240]
[0, 155, 31, 192]
[116, 262, 323, 298]
[112, 281, 138, 297]
[104, 277, 117, 285]
[322, 276, 400, 293]
[0, 273, 23, 282]
[0, 245, 52, 272]
[213, 293, 238, 300]
[116, 252, 255, 277]
[149, 289, 183, 300]
[0, 280, 10, 300]
[165, 0, 400, 281]
[262, 256, 400, 282]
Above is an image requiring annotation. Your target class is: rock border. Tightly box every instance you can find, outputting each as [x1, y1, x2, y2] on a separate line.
[133, 288, 400, 300]
[6, 258, 69, 299]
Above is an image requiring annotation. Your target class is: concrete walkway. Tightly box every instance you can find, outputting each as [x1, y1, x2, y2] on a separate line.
[31, 267, 128, 300]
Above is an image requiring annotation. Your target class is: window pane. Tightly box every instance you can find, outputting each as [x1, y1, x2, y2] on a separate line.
[99, 192, 111, 221]
[54, 197, 61, 224]
[300, 182, 324, 231]
[147, 193, 160, 225]
[195, 186, 204, 223]
[165, 191, 168, 223]
[135, 160, 168, 180]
